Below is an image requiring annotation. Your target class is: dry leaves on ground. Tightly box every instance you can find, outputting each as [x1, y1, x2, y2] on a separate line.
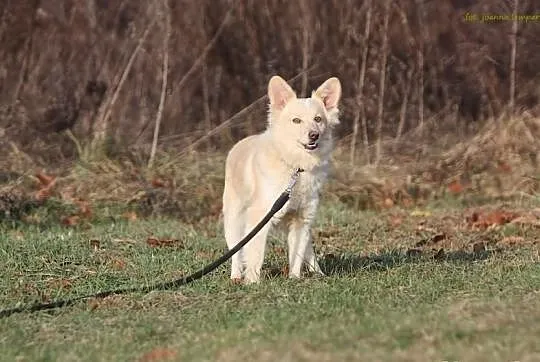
[146, 237, 184, 248]
[138, 348, 177, 362]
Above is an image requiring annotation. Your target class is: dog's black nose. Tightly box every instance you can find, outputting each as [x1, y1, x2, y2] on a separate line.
[308, 131, 319, 142]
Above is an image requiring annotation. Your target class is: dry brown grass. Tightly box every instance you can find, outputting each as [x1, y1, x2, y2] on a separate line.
[1, 114, 538, 224]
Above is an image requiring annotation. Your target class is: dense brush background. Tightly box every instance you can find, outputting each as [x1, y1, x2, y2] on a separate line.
[0, 0, 539, 220]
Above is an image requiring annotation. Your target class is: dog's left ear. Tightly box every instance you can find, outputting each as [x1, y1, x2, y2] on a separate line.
[313, 77, 341, 126]
[313, 77, 341, 111]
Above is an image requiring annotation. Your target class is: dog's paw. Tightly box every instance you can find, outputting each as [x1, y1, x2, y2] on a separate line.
[230, 277, 243, 285]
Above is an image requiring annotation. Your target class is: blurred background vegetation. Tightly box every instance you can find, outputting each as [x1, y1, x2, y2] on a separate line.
[0, 0, 539, 221]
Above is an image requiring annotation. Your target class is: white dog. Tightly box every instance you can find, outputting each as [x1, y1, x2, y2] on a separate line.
[222, 75, 341, 283]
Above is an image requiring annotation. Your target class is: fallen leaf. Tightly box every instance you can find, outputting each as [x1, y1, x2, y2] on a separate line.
[138, 348, 177, 362]
[122, 211, 138, 221]
[383, 198, 394, 208]
[88, 299, 100, 311]
[34, 172, 57, 201]
[401, 197, 414, 208]
[151, 178, 167, 188]
[146, 237, 184, 248]
[411, 210, 431, 217]
[196, 250, 216, 259]
[468, 210, 518, 230]
[35, 187, 52, 201]
[447, 180, 464, 194]
[110, 258, 126, 270]
[497, 160, 512, 173]
[230, 277, 243, 285]
[35, 172, 56, 187]
[76, 200, 92, 218]
[46, 278, 72, 289]
[62, 215, 80, 226]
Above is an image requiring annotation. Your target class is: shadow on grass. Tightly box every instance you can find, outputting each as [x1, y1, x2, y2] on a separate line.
[319, 249, 492, 276]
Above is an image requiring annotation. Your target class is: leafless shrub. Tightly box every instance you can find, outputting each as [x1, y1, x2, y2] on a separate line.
[0, 0, 538, 166]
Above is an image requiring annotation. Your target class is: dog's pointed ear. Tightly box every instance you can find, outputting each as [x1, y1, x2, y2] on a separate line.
[313, 77, 341, 111]
[268, 76, 296, 110]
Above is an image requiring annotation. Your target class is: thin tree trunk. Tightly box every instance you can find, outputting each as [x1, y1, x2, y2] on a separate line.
[509, 0, 519, 115]
[148, 2, 170, 168]
[200, 5, 212, 150]
[416, 0, 425, 129]
[351, 0, 372, 166]
[300, 0, 310, 97]
[375, 0, 390, 166]
[202, 60, 211, 150]
[394, 66, 414, 150]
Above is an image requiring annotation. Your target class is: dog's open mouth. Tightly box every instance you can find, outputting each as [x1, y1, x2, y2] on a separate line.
[303, 142, 319, 151]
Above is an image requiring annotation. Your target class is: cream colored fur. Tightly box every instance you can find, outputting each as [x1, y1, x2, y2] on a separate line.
[222, 75, 342, 283]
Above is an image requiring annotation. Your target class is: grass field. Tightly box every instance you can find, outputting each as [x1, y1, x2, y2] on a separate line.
[1, 197, 539, 362]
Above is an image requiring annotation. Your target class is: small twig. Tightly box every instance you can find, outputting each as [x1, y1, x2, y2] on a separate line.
[12, 1, 40, 103]
[169, 6, 234, 100]
[93, 17, 157, 146]
[171, 67, 318, 161]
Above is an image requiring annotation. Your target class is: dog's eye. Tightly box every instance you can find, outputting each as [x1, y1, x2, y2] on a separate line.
[314, 116, 322, 123]
[292, 118, 302, 124]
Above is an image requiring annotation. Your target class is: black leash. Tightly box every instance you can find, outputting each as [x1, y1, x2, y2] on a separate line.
[0, 168, 304, 318]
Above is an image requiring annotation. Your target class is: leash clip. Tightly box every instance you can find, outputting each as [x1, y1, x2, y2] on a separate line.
[285, 167, 304, 194]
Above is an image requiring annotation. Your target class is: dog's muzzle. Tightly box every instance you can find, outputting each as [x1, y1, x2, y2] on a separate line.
[303, 130, 320, 150]
[303, 142, 318, 150]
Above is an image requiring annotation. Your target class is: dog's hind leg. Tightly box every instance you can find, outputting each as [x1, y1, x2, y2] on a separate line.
[223, 206, 245, 280]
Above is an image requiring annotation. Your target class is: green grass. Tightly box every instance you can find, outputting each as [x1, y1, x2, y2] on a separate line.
[1, 199, 539, 362]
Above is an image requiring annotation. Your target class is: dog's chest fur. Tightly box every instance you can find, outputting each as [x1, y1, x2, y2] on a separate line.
[272, 166, 328, 224]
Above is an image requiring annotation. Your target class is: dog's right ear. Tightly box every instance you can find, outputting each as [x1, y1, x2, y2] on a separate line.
[268, 76, 296, 111]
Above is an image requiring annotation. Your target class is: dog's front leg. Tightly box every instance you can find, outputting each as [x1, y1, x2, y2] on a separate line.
[287, 219, 313, 278]
[243, 207, 272, 284]
[305, 240, 325, 276]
